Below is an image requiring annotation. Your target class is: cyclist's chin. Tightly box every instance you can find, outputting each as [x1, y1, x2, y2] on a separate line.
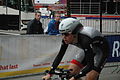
[64, 41, 71, 44]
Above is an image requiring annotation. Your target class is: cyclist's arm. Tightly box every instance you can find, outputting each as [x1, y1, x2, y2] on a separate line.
[74, 44, 94, 79]
[49, 40, 68, 73]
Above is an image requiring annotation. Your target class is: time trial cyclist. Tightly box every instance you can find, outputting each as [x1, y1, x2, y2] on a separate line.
[42, 18, 109, 80]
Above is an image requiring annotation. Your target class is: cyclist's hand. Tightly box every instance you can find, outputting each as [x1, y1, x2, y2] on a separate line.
[42, 74, 51, 80]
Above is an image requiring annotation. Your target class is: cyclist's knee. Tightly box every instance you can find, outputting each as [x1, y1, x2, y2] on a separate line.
[86, 70, 99, 80]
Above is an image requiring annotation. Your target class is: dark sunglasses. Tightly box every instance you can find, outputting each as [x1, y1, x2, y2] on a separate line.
[62, 33, 70, 36]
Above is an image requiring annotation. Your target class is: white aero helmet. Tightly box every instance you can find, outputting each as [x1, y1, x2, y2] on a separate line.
[59, 18, 83, 34]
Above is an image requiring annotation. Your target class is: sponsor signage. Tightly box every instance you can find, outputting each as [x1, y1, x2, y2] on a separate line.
[105, 35, 120, 62]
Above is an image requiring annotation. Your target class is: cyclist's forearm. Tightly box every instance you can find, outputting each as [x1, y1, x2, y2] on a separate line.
[50, 42, 68, 71]
[75, 46, 94, 79]
[79, 64, 93, 77]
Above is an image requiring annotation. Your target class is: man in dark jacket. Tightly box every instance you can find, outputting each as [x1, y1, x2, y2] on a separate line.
[27, 11, 44, 34]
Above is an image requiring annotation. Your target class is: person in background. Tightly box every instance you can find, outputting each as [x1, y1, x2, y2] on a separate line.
[27, 11, 44, 34]
[49, 9, 55, 19]
[47, 13, 61, 35]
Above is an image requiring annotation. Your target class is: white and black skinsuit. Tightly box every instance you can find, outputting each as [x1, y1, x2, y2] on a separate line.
[50, 26, 109, 78]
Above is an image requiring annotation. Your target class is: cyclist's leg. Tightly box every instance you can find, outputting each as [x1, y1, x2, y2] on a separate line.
[89, 41, 109, 80]
[85, 70, 99, 80]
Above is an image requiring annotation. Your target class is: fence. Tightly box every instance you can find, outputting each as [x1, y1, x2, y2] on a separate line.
[79, 19, 120, 33]
[70, 2, 120, 15]
[41, 17, 120, 34]
[70, 2, 100, 14]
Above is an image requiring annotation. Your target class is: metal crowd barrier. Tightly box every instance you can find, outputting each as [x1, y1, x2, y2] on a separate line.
[41, 18, 120, 34]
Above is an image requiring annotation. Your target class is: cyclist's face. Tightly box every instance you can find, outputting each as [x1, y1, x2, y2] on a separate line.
[62, 33, 74, 44]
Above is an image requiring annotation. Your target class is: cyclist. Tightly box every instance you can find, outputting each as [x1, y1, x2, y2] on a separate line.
[42, 18, 109, 80]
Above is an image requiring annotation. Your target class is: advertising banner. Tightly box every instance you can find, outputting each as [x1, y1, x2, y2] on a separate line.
[105, 35, 120, 62]
[34, 0, 67, 14]
[0, 35, 120, 79]
[0, 35, 81, 79]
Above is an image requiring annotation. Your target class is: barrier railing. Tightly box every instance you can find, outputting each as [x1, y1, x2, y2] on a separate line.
[41, 18, 120, 34]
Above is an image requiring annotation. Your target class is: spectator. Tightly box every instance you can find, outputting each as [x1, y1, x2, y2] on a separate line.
[47, 13, 61, 35]
[27, 11, 44, 34]
[49, 9, 55, 19]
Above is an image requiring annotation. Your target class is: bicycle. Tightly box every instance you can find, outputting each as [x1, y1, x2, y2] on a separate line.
[43, 68, 73, 80]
